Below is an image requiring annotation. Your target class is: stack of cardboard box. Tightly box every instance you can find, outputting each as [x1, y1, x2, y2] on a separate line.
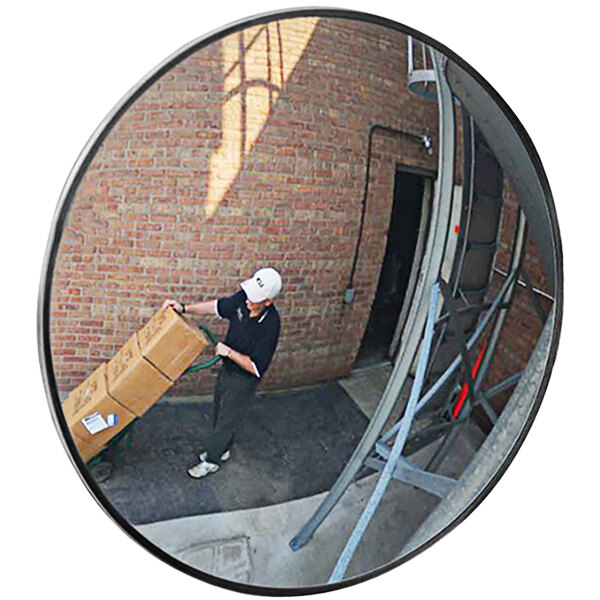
[61, 307, 209, 462]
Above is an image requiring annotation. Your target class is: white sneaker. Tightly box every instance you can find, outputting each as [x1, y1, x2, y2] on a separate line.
[187, 460, 220, 479]
[199, 449, 230, 463]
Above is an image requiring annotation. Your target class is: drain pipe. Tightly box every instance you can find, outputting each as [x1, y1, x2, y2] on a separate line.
[344, 124, 433, 304]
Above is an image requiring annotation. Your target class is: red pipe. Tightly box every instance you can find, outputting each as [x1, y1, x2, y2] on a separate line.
[452, 342, 487, 419]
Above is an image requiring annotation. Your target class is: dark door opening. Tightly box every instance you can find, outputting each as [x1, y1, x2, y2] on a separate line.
[354, 169, 427, 369]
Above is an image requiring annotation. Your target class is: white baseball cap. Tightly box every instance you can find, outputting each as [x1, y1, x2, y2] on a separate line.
[241, 267, 282, 303]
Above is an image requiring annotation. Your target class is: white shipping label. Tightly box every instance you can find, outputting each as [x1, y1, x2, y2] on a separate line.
[82, 411, 109, 435]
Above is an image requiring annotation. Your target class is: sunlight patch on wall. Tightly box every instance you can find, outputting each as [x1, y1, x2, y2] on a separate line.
[204, 18, 319, 217]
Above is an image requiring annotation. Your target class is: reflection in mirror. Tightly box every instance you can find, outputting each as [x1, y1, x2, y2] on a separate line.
[46, 12, 560, 590]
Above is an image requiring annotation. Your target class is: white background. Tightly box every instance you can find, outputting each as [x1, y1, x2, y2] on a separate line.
[2, 1, 597, 598]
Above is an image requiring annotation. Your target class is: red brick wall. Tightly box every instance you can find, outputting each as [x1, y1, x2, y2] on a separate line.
[483, 180, 555, 404]
[50, 17, 439, 395]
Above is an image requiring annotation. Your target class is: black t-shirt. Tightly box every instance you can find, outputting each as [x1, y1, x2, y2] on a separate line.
[216, 289, 281, 378]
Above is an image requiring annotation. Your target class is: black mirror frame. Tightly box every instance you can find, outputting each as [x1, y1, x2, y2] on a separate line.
[37, 7, 563, 596]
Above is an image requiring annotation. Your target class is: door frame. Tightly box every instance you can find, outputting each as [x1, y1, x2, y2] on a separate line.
[388, 165, 436, 359]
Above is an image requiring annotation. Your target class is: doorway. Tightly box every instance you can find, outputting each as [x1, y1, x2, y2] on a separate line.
[354, 168, 431, 368]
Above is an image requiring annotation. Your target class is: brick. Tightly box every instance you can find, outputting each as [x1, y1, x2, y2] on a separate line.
[50, 17, 552, 401]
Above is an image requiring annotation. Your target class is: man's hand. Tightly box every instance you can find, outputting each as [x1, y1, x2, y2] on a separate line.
[162, 299, 184, 313]
[215, 342, 231, 357]
[216, 342, 259, 377]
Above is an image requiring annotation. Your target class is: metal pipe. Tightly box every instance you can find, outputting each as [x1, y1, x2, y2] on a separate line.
[474, 209, 527, 394]
[426, 211, 526, 469]
[478, 395, 498, 425]
[439, 279, 477, 410]
[426, 111, 475, 377]
[436, 301, 493, 326]
[389, 178, 432, 358]
[483, 371, 522, 399]
[426, 419, 462, 472]
[365, 457, 457, 498]
[493, 267, 554, 302]
[328, 282, 440, 583]
[452, 113, 476, 295]
[380, 265, 519, 444]
[347, 123, 432, 291]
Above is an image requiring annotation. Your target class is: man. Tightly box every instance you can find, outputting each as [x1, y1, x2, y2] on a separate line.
[162, 267, 282, 479]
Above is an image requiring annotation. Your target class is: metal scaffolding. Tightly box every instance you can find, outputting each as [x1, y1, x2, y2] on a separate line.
[329, 258, 528, 581]
[290, 46, 457, 553]
[329, 281, 441, 582]
[290, 37, 558, 583]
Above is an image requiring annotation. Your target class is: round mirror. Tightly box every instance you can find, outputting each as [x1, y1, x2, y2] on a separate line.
[39, 8, 562, 594]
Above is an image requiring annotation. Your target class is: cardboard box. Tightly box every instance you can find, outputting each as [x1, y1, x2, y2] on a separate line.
[62, 363, 136, 461]
[107, 333, 172, 417]
[138, 307, 209, 380]
[62, 308, 207, 462]
[71, 433, 102, 463]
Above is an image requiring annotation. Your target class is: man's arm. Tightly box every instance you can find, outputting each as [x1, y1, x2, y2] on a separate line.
[215, 342, 259, 378]
[161, 298, 218, 317]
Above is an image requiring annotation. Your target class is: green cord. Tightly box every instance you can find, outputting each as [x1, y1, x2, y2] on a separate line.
[182, 322, 222, 374]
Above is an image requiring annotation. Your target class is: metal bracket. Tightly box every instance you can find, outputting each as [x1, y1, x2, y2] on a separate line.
[365, 457, 457, 498]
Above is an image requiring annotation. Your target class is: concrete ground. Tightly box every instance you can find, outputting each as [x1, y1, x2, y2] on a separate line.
[137, 429, 482, 588]
[94, 381, 369, 525]
[338, 363, 393, 419]
[81, 366, 485, 589]
[133, 367, 484, 589]
[137, 470, 436, 589]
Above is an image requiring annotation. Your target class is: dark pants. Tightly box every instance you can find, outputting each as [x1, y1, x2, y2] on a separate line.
[203, 366, 258, 465]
